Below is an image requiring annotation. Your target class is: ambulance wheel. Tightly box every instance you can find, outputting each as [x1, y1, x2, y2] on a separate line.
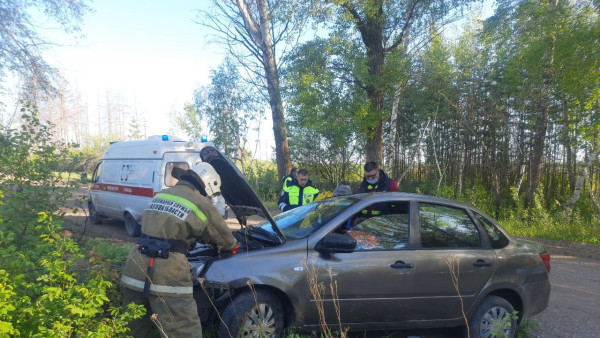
[88, 202, 102, 225]
[124, 212, 141, 237]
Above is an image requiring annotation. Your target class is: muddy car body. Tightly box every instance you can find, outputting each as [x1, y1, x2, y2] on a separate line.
[191, 152, 551, 337]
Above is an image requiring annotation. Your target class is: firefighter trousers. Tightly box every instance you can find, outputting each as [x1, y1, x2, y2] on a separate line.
[122, 288, 202, 338]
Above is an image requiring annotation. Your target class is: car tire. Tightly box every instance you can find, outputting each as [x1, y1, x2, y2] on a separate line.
[219, 290, 284, 338]
[468, 295, 517, 338]
[124, 212, 141, 237]
[88, 202, 102, 225]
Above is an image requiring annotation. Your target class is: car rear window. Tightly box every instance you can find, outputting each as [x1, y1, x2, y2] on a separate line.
[419, 203, 481, 248]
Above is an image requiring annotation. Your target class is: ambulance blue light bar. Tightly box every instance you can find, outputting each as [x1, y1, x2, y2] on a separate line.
[201, 136, 208, 142]
[162, 135, 169, 141]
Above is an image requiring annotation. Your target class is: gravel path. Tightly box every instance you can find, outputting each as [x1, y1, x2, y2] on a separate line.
[526, 239, 600, 338]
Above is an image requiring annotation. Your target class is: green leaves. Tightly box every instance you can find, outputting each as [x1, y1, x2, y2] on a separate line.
[192, 58, 260, 160]
[0, 106, 144, 336]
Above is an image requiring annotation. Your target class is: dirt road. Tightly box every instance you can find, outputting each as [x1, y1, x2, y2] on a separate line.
[527, 239, 600, 338]
[63, 191, 600, 337]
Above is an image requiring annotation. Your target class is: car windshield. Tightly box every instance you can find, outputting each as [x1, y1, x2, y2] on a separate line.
[254, 196, 360, 240]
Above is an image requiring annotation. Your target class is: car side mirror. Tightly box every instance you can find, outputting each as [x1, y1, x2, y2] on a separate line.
[315, 233, 357, 254]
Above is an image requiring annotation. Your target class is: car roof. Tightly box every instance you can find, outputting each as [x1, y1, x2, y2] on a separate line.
[350, 192, 485, 213]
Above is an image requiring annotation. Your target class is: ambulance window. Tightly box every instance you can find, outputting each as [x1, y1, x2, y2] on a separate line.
[91, 162, 102, 182]
[165, 162, 189, 187]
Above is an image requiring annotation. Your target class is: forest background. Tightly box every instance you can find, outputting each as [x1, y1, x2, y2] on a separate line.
[0, 0, 599, 335]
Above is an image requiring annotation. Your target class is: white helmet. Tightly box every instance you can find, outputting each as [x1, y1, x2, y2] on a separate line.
[189, 163, 221, 196]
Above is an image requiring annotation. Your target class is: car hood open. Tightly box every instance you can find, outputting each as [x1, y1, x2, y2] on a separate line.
[202, 147, 284, 243]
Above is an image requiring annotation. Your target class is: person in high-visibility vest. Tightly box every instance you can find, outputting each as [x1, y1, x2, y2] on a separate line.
[281, 167, 298, 194]
[278, 169, 320, 211]
[357, 162, 399, 216]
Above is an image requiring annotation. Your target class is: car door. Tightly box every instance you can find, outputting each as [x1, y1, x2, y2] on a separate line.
[89, 162, 104, 213]
[312, 202, 423, 326]
[408, 202, 498, 321]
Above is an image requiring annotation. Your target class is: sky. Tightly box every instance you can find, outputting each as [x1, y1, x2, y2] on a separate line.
[3, 0, 494, 160]
[38, 0, 275, 160]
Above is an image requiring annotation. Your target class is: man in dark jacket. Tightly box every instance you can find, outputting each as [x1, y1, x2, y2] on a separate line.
[357, 162, 399, 217]
[278, 169, 319, 211]
[358, 162, 399, 193]
[121, 162, 237, 338]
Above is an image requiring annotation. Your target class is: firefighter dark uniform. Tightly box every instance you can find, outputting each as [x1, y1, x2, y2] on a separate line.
[121, 179, 237, 338]
[278, 180, 320, 211]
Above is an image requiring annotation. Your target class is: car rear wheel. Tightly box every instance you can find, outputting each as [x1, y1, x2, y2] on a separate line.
[88, 202, 102, 224]
[219, 290, 284, 338]
[468, 295, 517, 338]
[124, 212, 141, 237]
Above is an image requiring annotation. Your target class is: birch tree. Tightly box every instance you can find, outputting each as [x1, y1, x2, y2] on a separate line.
[0, 0, 90, 97]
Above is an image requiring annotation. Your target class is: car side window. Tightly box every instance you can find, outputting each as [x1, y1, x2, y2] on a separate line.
[346, 213, 409, 251]
[165, 162, 189, 187]
[419, 203, 480, 248]
[474, 212, 509, 249]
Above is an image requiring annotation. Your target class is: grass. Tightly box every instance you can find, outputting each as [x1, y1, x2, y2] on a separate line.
[515, 320, 537, 338]
[500, 215, 600, 245]
[82, 238, 134, 264]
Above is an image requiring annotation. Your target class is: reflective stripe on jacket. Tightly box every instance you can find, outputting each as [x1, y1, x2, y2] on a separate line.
[288, 185, 320, 206]
[120, 180, 236, 297]
[278, 181, 320, 211]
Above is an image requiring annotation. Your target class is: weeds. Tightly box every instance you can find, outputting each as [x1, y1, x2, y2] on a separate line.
[515, 319, 537, 338]
[304, 253, 348, 338]
[445, 255, 469, 337]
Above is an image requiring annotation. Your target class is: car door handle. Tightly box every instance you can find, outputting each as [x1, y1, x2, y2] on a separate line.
[473, 259, 492, 267]
[391, 261, 414, 269]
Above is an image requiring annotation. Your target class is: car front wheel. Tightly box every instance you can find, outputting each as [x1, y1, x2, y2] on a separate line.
[124, 212, 141, 237]
[469, 295, 517, 338]
[219, 290, 284, 338]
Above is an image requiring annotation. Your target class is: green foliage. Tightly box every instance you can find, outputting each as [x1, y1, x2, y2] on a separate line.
[502, 202, 600, 245]
[84, 238, 133, 265]
[243, 159, 280, 203]
[193, 58, 260, 159]
[173, 103, 204, 141]
[283, 38, 363, 182]
[0, 0, 91, 94]
[69, 134, 118, 174]
[0, 106, 143, 336]
[516, 320, 538, 338]
[0, 109, 77, 250]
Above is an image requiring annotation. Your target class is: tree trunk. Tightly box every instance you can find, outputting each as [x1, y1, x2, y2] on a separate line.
[526, 1, 557, 209]
[565, 147, 598, 211]
[364, 38, 385, 164]
[263, 51, 292, 180]
[234, 0, 292, 180]
[387, 87, 401, 170]
[562, 103, 576, 189]
[515, 164, 526, 194]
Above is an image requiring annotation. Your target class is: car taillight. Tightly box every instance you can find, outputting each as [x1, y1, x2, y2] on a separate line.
[540, 252, 551, 273]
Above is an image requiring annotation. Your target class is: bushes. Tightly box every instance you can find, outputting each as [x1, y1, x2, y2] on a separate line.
[0, 107, 143, 336]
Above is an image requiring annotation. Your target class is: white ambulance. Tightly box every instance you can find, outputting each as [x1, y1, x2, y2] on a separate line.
[88, 135, 219, 236]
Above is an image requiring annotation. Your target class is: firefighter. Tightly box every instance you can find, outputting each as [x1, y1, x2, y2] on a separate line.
[120, 163, 237, 338]
[278, 169, 319, 211]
